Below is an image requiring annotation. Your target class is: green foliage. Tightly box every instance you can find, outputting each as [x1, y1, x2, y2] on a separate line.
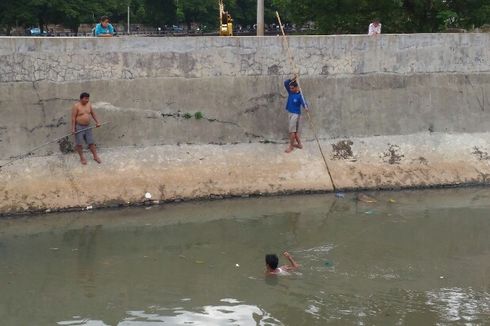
[179, 0, 217, 29]
[194, 112, 204, 120]
[144, 0, 176, 26]
[183, 113, 192, 119]
[1, 0, 489, 33]
[271, 0, 490, 34]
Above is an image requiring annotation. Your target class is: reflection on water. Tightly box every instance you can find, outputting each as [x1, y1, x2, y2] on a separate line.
[59, 299, 282, 326]
[426, 288, 490, 323]
[122, 299, 282, 325]
[1, 187, 490, 325]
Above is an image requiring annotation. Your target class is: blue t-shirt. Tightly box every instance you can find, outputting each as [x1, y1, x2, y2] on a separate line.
[95, 23, 114, 36]
[284, 79, 307, 114]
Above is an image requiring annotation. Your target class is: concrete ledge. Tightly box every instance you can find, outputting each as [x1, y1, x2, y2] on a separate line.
[0, 142, 332, 214]
[1, 35, 489, 215]
[1, 132, 488, 215]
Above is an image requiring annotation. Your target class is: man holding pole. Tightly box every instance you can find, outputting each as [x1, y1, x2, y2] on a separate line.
[72, 92, 102, 165]
[284, 75, 308, 153]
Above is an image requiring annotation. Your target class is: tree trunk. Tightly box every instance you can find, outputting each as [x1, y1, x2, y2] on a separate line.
[38, 18, 45, 33]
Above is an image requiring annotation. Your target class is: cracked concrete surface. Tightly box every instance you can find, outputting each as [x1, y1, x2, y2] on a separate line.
[0, 133, 489, 214]
[0, 35, 489, 214]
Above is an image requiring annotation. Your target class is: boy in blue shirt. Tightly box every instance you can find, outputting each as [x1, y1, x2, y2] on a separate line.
[284, 75, 308, 153]
[95, 16, 114, 37]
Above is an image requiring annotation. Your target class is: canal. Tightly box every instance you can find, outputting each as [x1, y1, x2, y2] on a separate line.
[0, 188, 489, 325]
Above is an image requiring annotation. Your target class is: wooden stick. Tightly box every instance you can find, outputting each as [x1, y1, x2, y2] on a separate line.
[276, 12, 337, 191]
[0, 122, 110, 170]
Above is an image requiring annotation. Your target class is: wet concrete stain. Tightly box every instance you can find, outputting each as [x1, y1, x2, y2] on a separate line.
[267, 65, 280, 75]
[381, 144, 404, 164]
[417, 156, 429, 165]
[58, 137, 74, 154]
[0, 126, 6, 143]
[332, 140, 354, 160]
[472, 146, 489, 160]
[320, 65, 329, 75]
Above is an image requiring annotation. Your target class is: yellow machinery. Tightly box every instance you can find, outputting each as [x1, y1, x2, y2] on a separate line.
[219, 0, 233, 36]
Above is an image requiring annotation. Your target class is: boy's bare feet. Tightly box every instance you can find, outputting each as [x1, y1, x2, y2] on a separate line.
[80, 156, 87, 165]
[93, 155, 102, 164]
[293, 143, 303, 149]
[285, 146, 294, 153]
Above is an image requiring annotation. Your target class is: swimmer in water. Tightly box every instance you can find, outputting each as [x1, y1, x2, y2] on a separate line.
[265, 251, 299, 276]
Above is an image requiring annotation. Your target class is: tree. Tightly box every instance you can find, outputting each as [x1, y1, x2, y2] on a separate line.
[0, 0, 37, 35]
[178, 0, 217, 30]
[0, 0, 488, 34]
[144, 0, 177, 27]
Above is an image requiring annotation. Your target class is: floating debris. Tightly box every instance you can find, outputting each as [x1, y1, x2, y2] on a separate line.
[145, 192, 152, 199]
[324, 260, 334, 267]
[335, 192, 345, 198]
[357, 194, 377, 203]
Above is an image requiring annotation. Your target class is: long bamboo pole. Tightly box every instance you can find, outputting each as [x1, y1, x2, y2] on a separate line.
[276, 12, 337, 191]
[0, 122, 110, 170]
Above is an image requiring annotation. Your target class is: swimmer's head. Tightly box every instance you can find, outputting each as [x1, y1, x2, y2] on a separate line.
[265, 254, 279, 270]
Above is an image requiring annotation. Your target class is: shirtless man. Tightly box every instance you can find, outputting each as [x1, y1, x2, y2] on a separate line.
[265, 252, 299, 276]
[71, 92, 101, 165]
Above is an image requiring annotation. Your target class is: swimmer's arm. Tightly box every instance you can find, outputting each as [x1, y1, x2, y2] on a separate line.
[283, 252, 299, 269]
[71, 104, 78, 133]
[90, 104, 101, 127]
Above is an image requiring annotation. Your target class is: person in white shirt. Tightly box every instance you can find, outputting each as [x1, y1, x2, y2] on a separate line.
[265, 252, 299, 276]
[368, 19, 381, 36]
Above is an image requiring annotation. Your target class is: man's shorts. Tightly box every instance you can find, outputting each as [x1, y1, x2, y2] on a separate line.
[288, 113, 302, 133]
[75, 124, 95, 146]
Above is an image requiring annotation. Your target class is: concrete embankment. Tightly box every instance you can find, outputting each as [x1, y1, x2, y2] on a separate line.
[0, 34, 489, 214]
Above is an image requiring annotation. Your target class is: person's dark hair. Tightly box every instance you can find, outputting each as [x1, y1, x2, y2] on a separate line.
[100, 16, 109, 22]
[80, 92, 90, 99]
[289, 81, 298, 88]
[265, 254, 279, 269]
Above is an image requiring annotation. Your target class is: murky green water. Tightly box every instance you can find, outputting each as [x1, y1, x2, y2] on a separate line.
[1, 188, 490, 325]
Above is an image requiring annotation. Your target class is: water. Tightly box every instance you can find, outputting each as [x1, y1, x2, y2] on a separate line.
[1, 188, 489, 325]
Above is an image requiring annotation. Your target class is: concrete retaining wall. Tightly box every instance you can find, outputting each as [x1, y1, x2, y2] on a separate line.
[0, 34, 489, 214]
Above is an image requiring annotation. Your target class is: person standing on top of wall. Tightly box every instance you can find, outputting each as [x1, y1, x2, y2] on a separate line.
[368, 19, 381, 36]
[283, 75, 308, 153]
[94, 16, 114, 37]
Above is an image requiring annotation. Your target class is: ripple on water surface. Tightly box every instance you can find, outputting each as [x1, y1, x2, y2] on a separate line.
[1, 188, 489, 325]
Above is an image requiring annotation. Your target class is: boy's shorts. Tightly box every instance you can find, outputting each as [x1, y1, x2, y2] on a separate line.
[288, 113, 302, 133]
[75, 124, 95, 146]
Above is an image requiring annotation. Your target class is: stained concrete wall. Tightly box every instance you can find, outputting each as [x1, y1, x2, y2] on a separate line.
[0, 34, 489, 214]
